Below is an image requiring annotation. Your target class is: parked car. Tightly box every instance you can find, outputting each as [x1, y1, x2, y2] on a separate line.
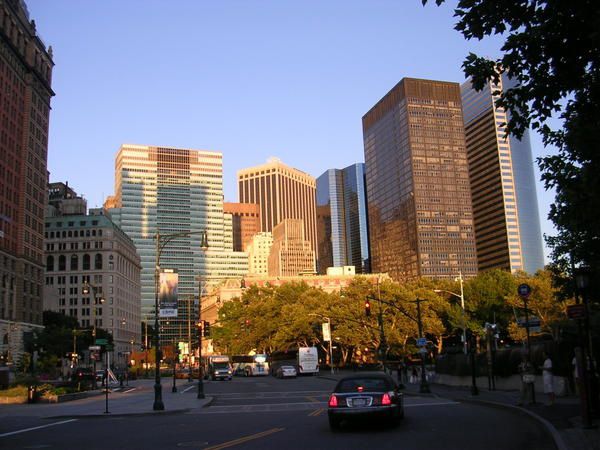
[71, 367, 94, 382]
[276, 365, 297, 378]
[327, 372, 404, 431]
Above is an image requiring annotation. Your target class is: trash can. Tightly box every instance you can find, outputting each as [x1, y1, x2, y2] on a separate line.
[27, 385, 36, 404]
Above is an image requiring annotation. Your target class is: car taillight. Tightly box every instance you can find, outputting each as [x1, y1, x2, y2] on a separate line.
[328, 395, 338, 407]
[381, 393, 392, 406]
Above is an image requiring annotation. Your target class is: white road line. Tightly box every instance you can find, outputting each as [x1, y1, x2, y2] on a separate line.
[181, 385, 196, 393]
[0, 419, 78, 438]
[122, 388, 136, 394]
[406, 401, 460, 407]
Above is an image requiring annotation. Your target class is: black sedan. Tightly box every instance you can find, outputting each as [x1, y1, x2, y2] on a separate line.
[327, 372, 404, 430]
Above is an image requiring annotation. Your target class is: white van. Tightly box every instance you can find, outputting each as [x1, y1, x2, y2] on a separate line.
[297, 347, 319, 374]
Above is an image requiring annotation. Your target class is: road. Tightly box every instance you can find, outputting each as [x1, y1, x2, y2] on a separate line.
[0, 375, 556, 450]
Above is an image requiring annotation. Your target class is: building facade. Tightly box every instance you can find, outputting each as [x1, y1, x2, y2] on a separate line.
[108, 144, 248, 344]
[316, 163, 370, 274]
[237, 158, 318, 260]
[362, 78, 478, 281]
[0, 0, 54, 363]
[461, 76, 545, 274]
[246, 231, 273, 276]
[43, 196, 142, 367]
[268, 219, 315, 277]
[223, 202, 260, 252]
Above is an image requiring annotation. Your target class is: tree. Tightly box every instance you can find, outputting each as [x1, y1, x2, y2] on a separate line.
[423, 0, 600, 283]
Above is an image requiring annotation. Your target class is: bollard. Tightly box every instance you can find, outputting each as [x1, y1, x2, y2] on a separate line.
[27, 385, 36, 404]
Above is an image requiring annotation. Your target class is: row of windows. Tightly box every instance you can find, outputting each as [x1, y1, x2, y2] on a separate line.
[45, 228, 103, 239]
[46, 254, 105, 272]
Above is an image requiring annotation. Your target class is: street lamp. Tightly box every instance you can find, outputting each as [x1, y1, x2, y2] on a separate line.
[153, 229, 208, 411]
[434, 272, 467, 354]
[82, 281, 104, 389]
[197, 229, 208, 399]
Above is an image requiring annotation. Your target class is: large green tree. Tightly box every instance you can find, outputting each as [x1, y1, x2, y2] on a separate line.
[423, 0, 600, 284]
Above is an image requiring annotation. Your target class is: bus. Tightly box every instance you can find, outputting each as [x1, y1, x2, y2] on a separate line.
[297, 347, 319, 374]
[231, 354, 270, 376]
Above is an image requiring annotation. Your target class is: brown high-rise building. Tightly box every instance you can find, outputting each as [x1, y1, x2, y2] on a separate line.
[237, 158, 318, 260]
[0, 0, 54, 358]
[362, 78, 477, 280]
[223, 202, 260, 252]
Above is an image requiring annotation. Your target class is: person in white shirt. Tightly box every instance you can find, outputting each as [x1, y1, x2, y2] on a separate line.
[542, 351, 555, 405]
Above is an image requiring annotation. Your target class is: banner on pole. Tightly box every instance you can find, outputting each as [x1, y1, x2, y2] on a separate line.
[159, 269, 178, 318]
[322, 322, 331, 342]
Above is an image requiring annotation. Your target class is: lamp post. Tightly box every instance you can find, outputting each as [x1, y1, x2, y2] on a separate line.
[574, 268, 595, 428]
[82, 281, 104, 389]
[197, 229, 208, 399]
[434, 272, 467, 354]
[153, 229, 209, 411]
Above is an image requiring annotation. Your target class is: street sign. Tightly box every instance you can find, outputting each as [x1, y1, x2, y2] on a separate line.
[517, 316, 541, 332]
[419, 347, 428, 354]
[89, 345, 101, 351]
[517, 283, 532, 298]
[95, 339, 108, 345]
[567, 304, 586, 319]
[416, 337, 427, 347]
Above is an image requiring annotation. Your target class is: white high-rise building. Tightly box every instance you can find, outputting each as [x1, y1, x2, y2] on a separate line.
[246, 232, 273, 276]
[108, 144, 248, 343]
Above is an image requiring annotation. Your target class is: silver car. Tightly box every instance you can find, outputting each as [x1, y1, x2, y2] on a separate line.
[276, 365, 297, 378]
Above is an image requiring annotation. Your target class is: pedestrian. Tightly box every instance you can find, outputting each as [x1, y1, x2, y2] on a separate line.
[410, 366, 418, 384]
[518, 354, 535, 406]
[542, 351, 555, 405]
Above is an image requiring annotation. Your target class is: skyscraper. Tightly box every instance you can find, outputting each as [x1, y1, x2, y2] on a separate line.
[108, 144, 248, 344]
[362, 78, 478, 280]
[268, 219, 315, 277]
[223, 202, 260, 252]
[237, 158, 318, 259]
[316, 163, 370, 274]
[0, 0, 54, 361]
[461, 75, 545, 274]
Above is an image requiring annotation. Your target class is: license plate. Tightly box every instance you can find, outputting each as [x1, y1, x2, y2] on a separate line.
[352, 398, 367, 407]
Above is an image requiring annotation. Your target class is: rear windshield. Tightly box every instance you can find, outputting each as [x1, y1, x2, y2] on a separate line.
[336, 377, 391, 393]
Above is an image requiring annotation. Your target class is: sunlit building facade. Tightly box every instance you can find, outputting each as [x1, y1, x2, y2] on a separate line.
[108, 144, 248, 344]
[362, 78, 478, 281]
[461, 76, 544, 274]
[237, 158, 318, 261]
[268, 219, 315, 277]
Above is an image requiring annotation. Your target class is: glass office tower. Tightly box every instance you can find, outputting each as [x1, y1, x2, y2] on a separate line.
[316, 163, 370, 274]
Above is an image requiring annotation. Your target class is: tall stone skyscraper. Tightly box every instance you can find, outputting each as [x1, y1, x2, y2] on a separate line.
[223, 202, 260, 252]
[461, 76, 545, 274]
[108, 144, 248, 344]
[362, 78, 478, 281]
[237, 158, 318, 261]
[316, 163, 370, 274]
[0, 1, 54, 361]
[268, 219, 315, 277]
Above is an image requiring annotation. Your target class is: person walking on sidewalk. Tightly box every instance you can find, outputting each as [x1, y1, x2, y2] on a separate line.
[518, 354, 535, 406]
[542, 351, 555, 405]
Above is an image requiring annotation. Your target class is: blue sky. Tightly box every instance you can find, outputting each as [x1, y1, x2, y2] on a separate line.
[27, 0, 555, 260]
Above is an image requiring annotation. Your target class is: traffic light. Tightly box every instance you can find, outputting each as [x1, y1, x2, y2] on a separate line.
[203, 321, 211, 337]
[365, 300, 371, 317]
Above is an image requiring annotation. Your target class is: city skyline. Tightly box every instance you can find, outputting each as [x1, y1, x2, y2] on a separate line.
[27, 1, 553, 262]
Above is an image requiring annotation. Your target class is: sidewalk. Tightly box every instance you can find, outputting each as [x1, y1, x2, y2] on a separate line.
[0, 379, 213, 419]
[319, 370, 599, 450]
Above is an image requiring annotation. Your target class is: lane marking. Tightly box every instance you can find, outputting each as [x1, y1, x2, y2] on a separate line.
[305, 396, 319, 403]
[405, 401, 460, 407]
[122, 388, 136, 394]
[212, 390, 330, 397]
[181, 385, 196, 393]
[308, 408, 325, 417]
[0, 419, 78, 438]
[204, 427, 284, 450]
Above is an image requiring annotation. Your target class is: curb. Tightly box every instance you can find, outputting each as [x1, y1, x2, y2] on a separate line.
[43, 396, 214, 420]
[449, 396, 568, 450]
